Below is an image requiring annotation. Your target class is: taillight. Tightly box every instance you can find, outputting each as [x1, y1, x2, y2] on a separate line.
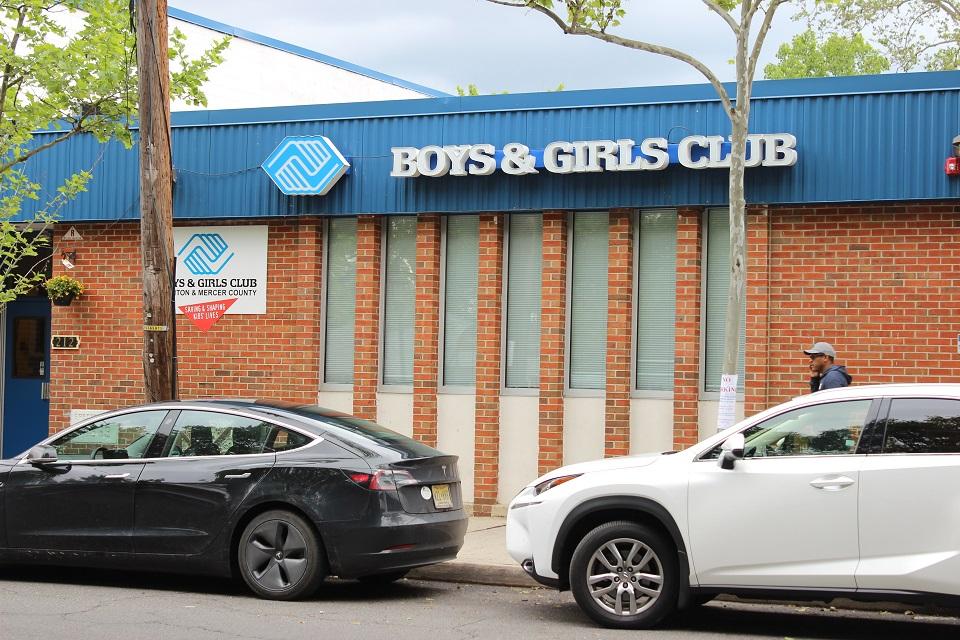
[344, 469, 416, 491]
[347, 472, 373, 488]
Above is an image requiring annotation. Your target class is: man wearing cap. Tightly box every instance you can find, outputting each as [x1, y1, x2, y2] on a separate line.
[803, 341, 852, 392]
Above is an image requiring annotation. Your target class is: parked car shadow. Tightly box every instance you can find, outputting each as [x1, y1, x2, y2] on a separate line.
[0, 565, 443, 602]
[669, 601, 960, 639]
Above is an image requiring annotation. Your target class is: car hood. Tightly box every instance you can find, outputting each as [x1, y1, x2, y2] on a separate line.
[535, 452, 664, 484]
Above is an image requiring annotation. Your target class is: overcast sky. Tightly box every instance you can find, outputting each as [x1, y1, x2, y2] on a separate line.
[170, 0, 807, 95]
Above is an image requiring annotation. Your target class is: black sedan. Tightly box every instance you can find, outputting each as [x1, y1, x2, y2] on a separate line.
[0, 400, 468, 600]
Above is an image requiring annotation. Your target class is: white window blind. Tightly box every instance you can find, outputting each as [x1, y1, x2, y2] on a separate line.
[383, 216, 416, 385]
[705, 208, 746, 393]
[324, 218, 357, 384]
[569, 212, 609, 390]
[443, 216, 479, 386]
[505, 214, 542, 388]
[636, 210, 677, 392]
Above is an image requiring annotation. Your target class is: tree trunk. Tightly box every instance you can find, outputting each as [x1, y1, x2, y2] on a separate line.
[137, 0, 176, 401]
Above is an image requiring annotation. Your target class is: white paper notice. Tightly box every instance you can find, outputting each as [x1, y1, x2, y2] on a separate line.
[717, 374, 738, 432]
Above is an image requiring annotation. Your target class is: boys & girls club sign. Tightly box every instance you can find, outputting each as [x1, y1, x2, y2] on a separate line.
[173, 225, 268, 331]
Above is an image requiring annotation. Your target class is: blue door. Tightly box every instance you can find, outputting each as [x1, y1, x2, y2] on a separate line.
[2, 297, 51, 458]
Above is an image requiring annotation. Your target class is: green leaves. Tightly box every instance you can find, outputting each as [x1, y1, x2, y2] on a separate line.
[805, 0, 960, 71]
[0, 0, 229, 304]
[763, 29, 891, 78]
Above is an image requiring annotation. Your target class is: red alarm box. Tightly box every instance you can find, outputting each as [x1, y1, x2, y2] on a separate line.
[947, 157, 960, 176]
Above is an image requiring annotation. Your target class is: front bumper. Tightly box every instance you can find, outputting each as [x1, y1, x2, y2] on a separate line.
[324, 508, 468, 578]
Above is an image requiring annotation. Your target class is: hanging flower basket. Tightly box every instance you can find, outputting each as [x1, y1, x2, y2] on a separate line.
[45, 275, 84, 306]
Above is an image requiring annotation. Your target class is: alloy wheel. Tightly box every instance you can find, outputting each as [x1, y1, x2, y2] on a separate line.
[585, 537, 664, 616]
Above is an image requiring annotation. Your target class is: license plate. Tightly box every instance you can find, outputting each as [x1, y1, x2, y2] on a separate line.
[432, 484, 453, 509]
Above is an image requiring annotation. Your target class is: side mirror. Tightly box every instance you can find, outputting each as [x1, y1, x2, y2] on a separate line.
[26, 444, 58, 466]
[718, 433, 745, 470]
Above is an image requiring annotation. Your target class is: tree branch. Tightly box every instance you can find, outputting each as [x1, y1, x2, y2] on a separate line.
[490, 0, 734, 118]
[0, 127, 82, 174]
[0, 5, 28, 125]
[748, 0, 785, 82]
[702, 0, 741, 34]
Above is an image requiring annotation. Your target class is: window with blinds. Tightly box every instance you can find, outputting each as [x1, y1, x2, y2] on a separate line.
[324, 218, 357, 384]
[382, 216, 417, 386]
[505, 214, 542, 388]
[704, 208, 746, 393]
[569, 212, 609, 390]
[635, 210, 677, 392]
[443, 216, 479, 386]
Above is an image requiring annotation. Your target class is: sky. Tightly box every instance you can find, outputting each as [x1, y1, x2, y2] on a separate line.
[170, 0, 807, 96]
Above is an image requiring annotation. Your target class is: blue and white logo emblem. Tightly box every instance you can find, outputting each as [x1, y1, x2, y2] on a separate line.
[178, 233, 235, 275]
[262, 135, 350, 196]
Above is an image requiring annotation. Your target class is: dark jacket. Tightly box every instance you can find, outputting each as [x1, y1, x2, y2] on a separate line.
[810, 365, 852, 392]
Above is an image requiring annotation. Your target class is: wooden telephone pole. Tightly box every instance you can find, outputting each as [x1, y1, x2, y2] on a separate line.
[135, 0, 176, 401]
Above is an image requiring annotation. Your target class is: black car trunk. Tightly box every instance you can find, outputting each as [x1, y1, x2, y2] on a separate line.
[389, 455, 462, 514]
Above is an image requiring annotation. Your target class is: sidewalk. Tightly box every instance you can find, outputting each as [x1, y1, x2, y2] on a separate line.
[408, 516, 534, 588]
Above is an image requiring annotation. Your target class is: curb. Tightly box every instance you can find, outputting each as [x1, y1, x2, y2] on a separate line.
[408, 561, 537, 588]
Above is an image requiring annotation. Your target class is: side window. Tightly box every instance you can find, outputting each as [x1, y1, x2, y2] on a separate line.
[267, 428, 312, 453]
[166, 411, 273, 457]
[883, 398, 960, 454]
[50, 411, 167, 460]
[702, 400, 872, 459]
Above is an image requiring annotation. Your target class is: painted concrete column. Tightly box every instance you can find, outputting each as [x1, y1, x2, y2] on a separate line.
[605, 208, 634, 457]
[413, 214, 442, 446]
[746, 205, 771, 417]
[673, 207, 704, 448]
[539, 210, 567, 474]
[353, 215, 382, 421]
[473, 213, 503, 514]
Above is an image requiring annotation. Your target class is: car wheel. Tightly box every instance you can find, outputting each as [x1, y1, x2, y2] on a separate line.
[238, 510, 327, 600]
[357, 570, 409, 585]
[569, 520, 679, 629]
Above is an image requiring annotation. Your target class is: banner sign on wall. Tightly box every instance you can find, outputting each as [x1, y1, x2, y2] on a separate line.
[174, 226, 268, 330]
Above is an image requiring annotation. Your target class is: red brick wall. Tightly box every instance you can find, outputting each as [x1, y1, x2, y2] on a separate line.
[49, 219, 323, 435]
[605, 209, 634, 456]
[413, 214, 441, 446]
[353, 215, 381, 420]
[539, 211, 566, 474]
[673, 208, 703, 448]
[762, 202, 960, 407]
[746, 206, 771, 416]
[473, 214, 503, 514]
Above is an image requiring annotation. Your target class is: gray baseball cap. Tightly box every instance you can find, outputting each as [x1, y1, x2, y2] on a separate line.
[803, 341, 836, 358]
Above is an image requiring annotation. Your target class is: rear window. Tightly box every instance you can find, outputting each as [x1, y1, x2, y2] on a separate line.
[278, 407, 437, 457]
[884, 398, 960, 454]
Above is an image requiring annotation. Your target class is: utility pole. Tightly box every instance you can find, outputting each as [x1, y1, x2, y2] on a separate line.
[135, 0, 176, 401]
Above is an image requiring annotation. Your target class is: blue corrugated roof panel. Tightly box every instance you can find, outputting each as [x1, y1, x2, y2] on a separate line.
[16, 72, 960, 222]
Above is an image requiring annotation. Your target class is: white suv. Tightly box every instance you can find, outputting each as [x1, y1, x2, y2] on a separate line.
[506, 384, 960, 629]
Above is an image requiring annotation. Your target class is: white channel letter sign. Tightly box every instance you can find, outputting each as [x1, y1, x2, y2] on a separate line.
[390, 134, 797, 177]
[173, 225, 268, 314]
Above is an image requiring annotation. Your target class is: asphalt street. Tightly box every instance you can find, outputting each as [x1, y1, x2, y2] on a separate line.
[0, 567, 958, 640]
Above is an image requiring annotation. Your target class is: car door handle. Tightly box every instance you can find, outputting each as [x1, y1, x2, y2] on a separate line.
[809, 475, 855, 491]
[105, 473, 130, 479]
[224, 473, 251, 479]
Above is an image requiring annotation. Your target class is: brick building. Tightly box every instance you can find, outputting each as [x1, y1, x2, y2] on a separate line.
[4, 71, 959, 513]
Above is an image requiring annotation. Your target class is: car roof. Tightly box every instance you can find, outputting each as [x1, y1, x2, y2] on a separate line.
[799, 383, 960, 401]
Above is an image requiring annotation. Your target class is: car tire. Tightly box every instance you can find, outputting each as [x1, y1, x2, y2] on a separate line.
[238, 510, 327, 600]
[569, 520, 679, 629]
[357, 570, 409, 585]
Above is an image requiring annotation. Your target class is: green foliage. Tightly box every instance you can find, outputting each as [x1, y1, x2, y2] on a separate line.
[805, 0, 960, 71]
[456, 83, 510, 95]
[763, 29, 890, 78]
[44, 274, 84, 300]
[0, 0, 229, 306]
